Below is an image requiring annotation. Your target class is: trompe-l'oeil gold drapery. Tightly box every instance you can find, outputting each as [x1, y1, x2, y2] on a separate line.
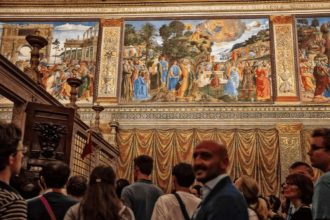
[116, 128, 280, 196]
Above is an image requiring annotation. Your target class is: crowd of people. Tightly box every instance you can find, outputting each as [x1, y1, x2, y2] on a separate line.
[1, 121, 330, 220]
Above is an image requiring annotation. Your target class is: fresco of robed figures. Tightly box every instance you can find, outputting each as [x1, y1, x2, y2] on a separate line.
[122, 18, 272, 103]
[0, 21, 98, 104]
[296, 16, 330, 102]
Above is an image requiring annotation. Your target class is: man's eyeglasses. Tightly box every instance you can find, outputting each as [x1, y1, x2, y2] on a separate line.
[310, 144, 326, 152]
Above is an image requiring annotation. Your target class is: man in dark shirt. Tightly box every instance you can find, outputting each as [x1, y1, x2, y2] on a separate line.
[121, 155, 164, 220]
[27, 161, 77, 220]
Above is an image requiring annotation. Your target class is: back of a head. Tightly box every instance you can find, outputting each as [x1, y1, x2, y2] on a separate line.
[312, 128, 330, 151]
[66, 175, 88, 198]
[267, 195, 281, 213]
[40, 161, 70, 188]
[134, 155, 153, 176]
[236, 175, 259, 204]
[0, 122, 22, 171]
[172, 162, 195, 188]
[116, 178, 130, 197]
[82, 166, 121, 220]
[289, 161, 314, 179]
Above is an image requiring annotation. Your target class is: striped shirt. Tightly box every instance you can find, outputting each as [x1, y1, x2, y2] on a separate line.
[0, 180, 27, 220]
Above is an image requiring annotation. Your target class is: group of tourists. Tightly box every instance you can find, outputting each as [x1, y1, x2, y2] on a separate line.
[1, 121, 330, 220]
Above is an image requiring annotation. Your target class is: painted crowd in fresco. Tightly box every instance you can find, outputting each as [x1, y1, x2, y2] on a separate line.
[121, 19, 272, 103]
[0, 21, 98, 104]
[297, 16, 330, 102]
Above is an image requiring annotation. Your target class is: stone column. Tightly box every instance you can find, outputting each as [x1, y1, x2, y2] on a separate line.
[276, 123, 303, 183]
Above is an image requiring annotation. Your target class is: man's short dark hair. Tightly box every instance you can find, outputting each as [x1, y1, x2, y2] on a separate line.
[40, 161, 70, 188]
[134, 155, 153, 175]
[0, 122, 22, 171]
[312, 128, 330, 151]
[66, 175, 88, 197]
[289, 161, 314, 177]
[172, 162, 195, 187]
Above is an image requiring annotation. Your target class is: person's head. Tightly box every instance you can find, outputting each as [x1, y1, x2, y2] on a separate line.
[193, 140, 228, 184]
[234, 175, 259, 205]
[190, 184, 202, 198]
[134, 155, 153, 179]
[66, 175, 88, 200]
[283, 173, 313, 205]
[81, 166, 121, 220]
[0, 122, 23, 178]
[116, 178, 130, 198]
[289, 161, 314, 180]
[266, 195, 281, 213]
[39, 161, 70, 189]
[172, 162, 195, 189]
[308, 128, 330, 172]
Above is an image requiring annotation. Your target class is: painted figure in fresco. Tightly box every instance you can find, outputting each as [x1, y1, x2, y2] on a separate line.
[255, 63, 271, 101]
[134, 70, 149, 100]
[241, 61, 255, 99]
[313, 54, 330, 101]
[121, 59, 133, 102]
[224, 67, 240, 99]
[321, 22, 330, 65]
[78, 62, 92, 101]
[177, 60, 189, 97]
[185, 61, 196, 97]
[167, 60, 181, 92]
[299, 59, 315, 93]
[158, 56, 169, 88]
[150, 57, 162, 91]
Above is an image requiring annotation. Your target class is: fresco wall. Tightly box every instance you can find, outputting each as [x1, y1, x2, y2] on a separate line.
[296, 16, 330, 103]
[0, 21, 98, 104]
[0, 15, 330, 105]
[121, 18, 272, 103]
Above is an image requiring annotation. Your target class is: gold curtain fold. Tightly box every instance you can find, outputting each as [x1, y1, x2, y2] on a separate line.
[116, 128, 280, 195]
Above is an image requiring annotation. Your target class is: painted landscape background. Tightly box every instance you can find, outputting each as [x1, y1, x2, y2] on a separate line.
[0, 21, 98, 104]
[296, 16, 330, 102]
[121, 18, 272, 103]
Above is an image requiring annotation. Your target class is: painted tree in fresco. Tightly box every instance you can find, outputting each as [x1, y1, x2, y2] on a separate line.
[124, 24, 143, 46]
[159, 20, 212, 73]
[140, 23, 157, 65]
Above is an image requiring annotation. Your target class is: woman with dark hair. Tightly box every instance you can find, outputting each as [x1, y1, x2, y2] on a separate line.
[64, 166, 135, 220]
[283, 173, 313, 220]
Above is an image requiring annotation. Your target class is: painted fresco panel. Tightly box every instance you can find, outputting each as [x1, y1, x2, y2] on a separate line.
[0, 21, 98, 104]
[121, 18, 272, 103]
[296, 16, 330, 102]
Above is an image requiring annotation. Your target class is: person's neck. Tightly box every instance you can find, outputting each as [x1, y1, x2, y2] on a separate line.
[137, 173, 150, 181]
[291, 198, 303, 209]
[0, 168, 11, 184]
[175, 185, 191, 193]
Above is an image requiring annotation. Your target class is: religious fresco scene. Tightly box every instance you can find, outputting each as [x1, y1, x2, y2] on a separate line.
[0, 21, 98, 104]
[297, 16, 330, 103]
[122, 18, 272, 103]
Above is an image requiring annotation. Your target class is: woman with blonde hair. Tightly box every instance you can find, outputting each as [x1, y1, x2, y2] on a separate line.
[234, 175, 269, 220]
[64, 166, 134, 220]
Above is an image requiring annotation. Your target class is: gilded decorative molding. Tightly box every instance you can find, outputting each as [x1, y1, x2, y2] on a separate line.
[272, 15, 298, 99]
[97, 24, 121, 101]
[276, 123, 303, 134]
[2, 2, 330, 18]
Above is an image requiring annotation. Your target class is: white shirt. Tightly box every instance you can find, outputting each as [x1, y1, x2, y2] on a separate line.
[151, 191, 201, 220]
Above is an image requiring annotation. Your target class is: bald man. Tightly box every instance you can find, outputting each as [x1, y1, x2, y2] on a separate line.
[192, 140, 248, 220]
